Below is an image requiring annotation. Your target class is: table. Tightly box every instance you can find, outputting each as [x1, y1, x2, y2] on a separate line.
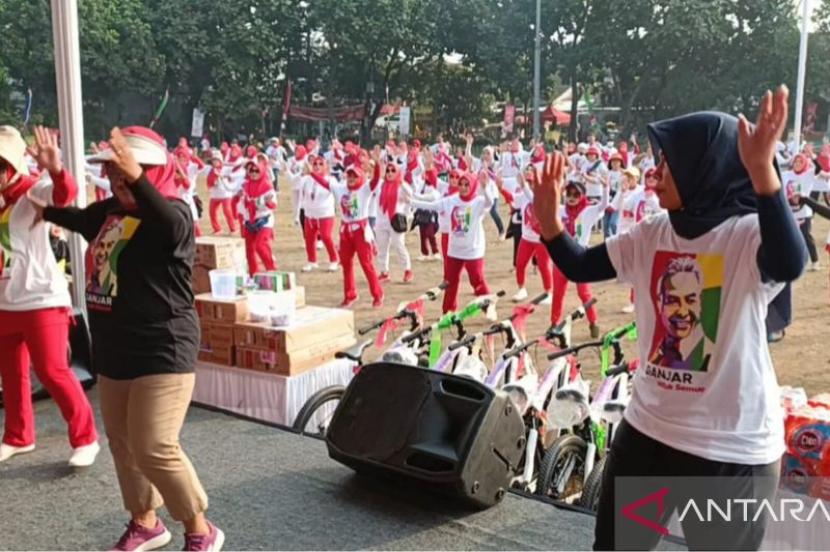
[192, 359, 354, 427]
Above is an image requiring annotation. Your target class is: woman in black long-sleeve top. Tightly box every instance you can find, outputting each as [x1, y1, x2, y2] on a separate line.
[531, 87, 806, 550]
[32, 127, 224, 552]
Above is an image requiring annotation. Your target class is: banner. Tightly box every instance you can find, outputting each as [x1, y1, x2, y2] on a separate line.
[287, 104, 366, 123]
[190, 107, 205, 138]
[503, 104, 515, 134]
[398, 106, 411, 136]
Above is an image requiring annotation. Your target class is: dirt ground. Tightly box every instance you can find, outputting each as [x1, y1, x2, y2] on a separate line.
[192, 176, 830, 395]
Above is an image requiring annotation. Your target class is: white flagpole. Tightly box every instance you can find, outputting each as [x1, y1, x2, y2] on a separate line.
[793, 0, 811, 153]
[51, 0, 87, 313]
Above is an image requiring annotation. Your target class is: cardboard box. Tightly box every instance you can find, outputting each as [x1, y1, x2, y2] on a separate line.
[238, 333, 356, 376]
[199, 345, 235, 366]
[194, 236, 246, 270]
[195, 294, 249, 323]
[192, 266, 212, 295]
[210, 324, 235, 348]
[232, 306, 353, 353]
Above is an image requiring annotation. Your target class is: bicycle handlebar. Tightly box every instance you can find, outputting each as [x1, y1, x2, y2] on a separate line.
[605, 361, 635, 378]
[546, 338, 606, 361]
[448, 334, 477, 351]
[357, 283, 449, 335]
[549, 297, 597, 335]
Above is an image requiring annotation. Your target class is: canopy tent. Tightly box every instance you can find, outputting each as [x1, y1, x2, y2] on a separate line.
[541, 106, 571, 125]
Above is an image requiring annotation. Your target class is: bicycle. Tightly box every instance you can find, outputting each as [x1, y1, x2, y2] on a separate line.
[292, 284, 446, 437]
[534, 322, 637, 502]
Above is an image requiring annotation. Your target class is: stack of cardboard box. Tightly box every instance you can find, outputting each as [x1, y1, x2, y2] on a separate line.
[234, 306, 355, 376]
[192, 236, 247, 295]
[195, 286, 353, 376]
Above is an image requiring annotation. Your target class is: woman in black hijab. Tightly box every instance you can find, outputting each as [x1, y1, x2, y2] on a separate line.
[533, 86, 806, 550]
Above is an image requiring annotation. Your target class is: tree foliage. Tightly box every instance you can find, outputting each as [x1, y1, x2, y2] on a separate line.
[0, 0, 824, 142]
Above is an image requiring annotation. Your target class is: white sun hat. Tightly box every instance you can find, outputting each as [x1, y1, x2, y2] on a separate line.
[0, 125, 30, 176]
[86, 126, 168, 166]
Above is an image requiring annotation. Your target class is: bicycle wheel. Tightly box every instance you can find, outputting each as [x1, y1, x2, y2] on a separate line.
[535, 433, 588, 501]
[578, 454, 607, 511]
[292, 385, 346, 437]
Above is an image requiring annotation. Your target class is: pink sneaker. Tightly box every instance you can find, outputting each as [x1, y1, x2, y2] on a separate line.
[183, 522, 225, 552]
[403, 270, 414, 283]
[110, 519, 171, 551]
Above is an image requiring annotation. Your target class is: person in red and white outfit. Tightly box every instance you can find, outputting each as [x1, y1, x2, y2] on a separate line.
[311, 161, 384, 308]
[299, 156, 339, 272]
[371, 147, 414, 283]
[238, 155, 277, 277]
[412, 171, 495, 313]
[498, 165, 553, 304]
[173, 145, 204, 237]
[0, 125, 99, 466]
[206, 153, 240, 234]
[550, 179, 606, 335]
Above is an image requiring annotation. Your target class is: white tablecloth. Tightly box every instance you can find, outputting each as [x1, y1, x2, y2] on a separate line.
[192, 359, 354, 427]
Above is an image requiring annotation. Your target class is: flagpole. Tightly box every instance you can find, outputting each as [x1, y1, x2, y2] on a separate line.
[50, 0, 87, 313]
[794, 0, 811, 153]
[531, 0, 542, 140]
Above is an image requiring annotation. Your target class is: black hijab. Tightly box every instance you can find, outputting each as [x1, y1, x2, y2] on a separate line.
[647, 111, 769, 239]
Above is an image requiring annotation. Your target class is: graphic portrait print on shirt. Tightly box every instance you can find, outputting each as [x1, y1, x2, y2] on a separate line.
[85, 215, 140, 311]
[646, 251, 722, 387]
[0, 208, 11, 278]
[340, 193, 359, 220]
[451, 204, 472, 235]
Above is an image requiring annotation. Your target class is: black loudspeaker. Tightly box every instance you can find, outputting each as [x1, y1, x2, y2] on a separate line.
[326, 362, 526, 508]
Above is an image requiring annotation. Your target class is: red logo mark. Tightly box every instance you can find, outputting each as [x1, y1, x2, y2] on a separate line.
[621, 487, 670, 536]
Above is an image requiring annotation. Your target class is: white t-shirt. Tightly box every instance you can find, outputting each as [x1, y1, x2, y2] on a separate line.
[607, 169, 623, 197]
[568, 153, 586, 182]
[499, 151, 526, 179]
[606, 213, 785, 464]
[412, 186, 495, 259]
[558, 187, 608, 247]
[781, 170, 815, 220]
[286, 157, 307, 191]
[300, 175, 336, 219]
[238, 187, 277, 228]
[374, 182, 413, 231]
[331, 183, 375, 223]
[616, 188, 664, 234]
[0, 175, 72, 311]
[505, 185, 542, 243]
[208, 167, 241, 200]
[580, 158, 607, 199]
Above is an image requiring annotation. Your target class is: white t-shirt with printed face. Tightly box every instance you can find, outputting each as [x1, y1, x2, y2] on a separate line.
[413, 190, 494, 259]
[331, 183, 374, 223]
[780, 170, 815, 220]
[606, 214, 785, 464]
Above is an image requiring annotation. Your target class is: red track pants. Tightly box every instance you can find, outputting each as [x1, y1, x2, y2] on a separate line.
[551, 265, 598, 325]
[441, 233, 449, 281]
[443, 257, 490, 313]
[209, 198, 237, 233]
[516, 239, 553, 291]
[0, 308, 97, 448]
[244, 227, 277, 277]
[303, 217, 338, 264]
[340, 222, 383, 302]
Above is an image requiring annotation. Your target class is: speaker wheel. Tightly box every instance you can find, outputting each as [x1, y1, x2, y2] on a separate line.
[293, 385, 346, 437]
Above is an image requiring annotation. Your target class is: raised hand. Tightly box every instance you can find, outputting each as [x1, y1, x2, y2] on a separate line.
[531, 152, 566, 241]
[738, 85, 789, 194]
[27, 126, 63, 175]
[107, 127, 143, 183]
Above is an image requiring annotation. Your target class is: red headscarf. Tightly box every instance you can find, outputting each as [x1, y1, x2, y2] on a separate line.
[228, 144, 243, 163]
[220, 142, 229, 155]
[0, 165, 33, 215]
[818, 145, 830, 173]
[246, 145, 258, 159]
[564, 182, 588, 236]
[793, 153, 811, 175]
[404, 148, 420, 184]
[345, 166, 365, 192]
[379, 164, 403, 220]
[294, 145, 308, 161]
[447, 168, 462, 196]
[458, 172, 479, 202]
[531, 144, 546, 164]
[243, 158, 272, 220]
[118, 126, 180, 200]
